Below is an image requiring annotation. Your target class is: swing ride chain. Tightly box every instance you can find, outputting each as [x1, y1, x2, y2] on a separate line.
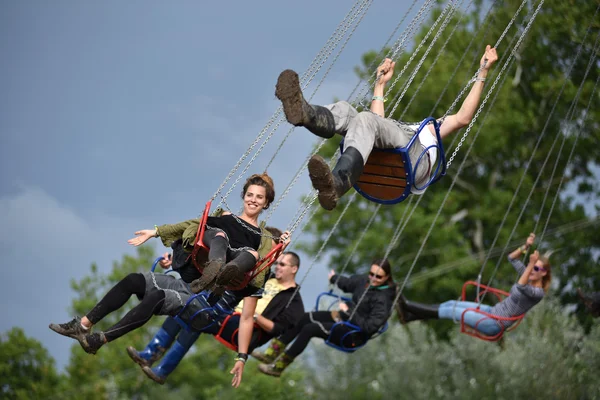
[446, 0, 544, 169]
[388, 0, 465, 117]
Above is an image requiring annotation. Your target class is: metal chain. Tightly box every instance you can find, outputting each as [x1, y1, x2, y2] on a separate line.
[347, 0, 421, 103]
[264, 0, 374, 170]
[212, 0, 368, 206]
[445, 0, 545, 169]
[384, 0, 455, 99]
[399, 0, 475, 119]
[388, 0, 466, 116]
[355, 0, 435, 108]
[475, 0, 587, 284]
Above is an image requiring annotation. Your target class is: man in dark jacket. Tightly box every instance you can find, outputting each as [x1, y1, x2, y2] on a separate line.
[129, 251, 304, 384]
[258, 259, 396, 377]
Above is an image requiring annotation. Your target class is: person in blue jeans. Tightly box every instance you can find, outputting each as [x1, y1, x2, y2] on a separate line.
[398, 233, 551, 335]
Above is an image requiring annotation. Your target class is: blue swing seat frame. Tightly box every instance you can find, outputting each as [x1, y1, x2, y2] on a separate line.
[340, 117, 446, 205]
[315, 291, 388, 353]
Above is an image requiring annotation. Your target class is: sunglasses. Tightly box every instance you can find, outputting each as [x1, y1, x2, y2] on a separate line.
[276, 261, 292, 267]
[533, 266, 546, 272]
[369, 272, 385, 279]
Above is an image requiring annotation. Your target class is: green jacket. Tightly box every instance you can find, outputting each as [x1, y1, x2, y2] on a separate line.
[155, 209, 275, 288]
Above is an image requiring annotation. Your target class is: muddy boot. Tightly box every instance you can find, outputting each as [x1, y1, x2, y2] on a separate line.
[49, 317, 89, 343]
[216, 252, 257, 288]
[308, 146, 364, 210]
[275, 69, 336, 138]
[81, 332, 106, 355]
[257, 352, 295, 377]
[251, 337, 285, 364]
[126, 325, 175, 368]
[190, 259, 224, 294]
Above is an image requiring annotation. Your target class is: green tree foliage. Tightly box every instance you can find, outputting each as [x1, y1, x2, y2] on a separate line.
[302, 0, 600, 321]
[305, 300, 600, 400]
[0, 328, 62, 399]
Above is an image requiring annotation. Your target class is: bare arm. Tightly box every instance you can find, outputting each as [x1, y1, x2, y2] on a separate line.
[253, 313, 275, 333]
[229, 296, 258, 388]
[518, 250, 539, 286]
[370, 58, 396, 117]
[438, 45, 498, 139]
[509, 233, 535, 260]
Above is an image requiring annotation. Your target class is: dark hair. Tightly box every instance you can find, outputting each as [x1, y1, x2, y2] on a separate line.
[242, 173, 275, 209]
[283, 251, 300, 270]
[372, 258, 392, 281]
[265, 226, 283, 244]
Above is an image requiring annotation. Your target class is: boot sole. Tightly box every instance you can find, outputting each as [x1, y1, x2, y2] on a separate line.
[49, 323, 96, 354]
[216, 264, 243, 287]
[275, 69, 306, 126]
[142, 366, 166, 385]
[307, 155, 338, 211]
[251, 351, 275, 364]
[126, 346, 151, 368]
[257, 363, 282, 378]
[190, 261, 221, 293]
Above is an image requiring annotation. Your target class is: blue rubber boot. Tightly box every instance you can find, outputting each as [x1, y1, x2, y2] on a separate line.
[126, 317, 180, 368]
[142, 329, 200, 384]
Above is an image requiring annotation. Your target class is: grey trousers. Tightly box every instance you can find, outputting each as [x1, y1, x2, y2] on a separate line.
[325, 101, 431, 185]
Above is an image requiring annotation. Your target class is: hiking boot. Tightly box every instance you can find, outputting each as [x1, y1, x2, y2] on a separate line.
[252, 337, 285, 363]
[257, 352, 295, 378]
[190, 259, 224, 294]
[275, 69, 336, 138]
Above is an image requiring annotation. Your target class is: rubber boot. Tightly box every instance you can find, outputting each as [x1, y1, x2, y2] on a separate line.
[275, 69, 336, 138]
[257, 352, 295, 378]
[251, 337, 285, 363]
[308, 146, 364, 210]
[399, 295, 440, 323]
[142, 329, 198, 384]
[126, 326, 176, 368]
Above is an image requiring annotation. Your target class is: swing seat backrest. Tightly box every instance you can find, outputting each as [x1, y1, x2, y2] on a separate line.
[340, 117, 446, 205]
[315, 291, 387, 353]
[191, 201, 214, 273]
[459, 280, 526, 342]
[213, 312, 263, 352]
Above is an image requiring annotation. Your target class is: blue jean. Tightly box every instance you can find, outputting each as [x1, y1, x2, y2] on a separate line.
[438, 301, 502, 336]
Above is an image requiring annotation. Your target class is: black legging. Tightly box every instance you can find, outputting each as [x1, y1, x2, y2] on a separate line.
[86, 273, 165, 342]
[282, 312, 336, 358]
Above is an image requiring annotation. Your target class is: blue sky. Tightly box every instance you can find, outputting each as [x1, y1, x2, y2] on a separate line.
[0, 1, 425, 370]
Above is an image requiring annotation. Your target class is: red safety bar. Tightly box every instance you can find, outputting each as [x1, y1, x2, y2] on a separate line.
[191, 201, 212, 273]
[459, 280, 525, 342]
[213, 312, 262, 352]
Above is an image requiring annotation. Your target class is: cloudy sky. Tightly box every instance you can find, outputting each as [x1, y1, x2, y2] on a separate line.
[0, 0, 431, 370]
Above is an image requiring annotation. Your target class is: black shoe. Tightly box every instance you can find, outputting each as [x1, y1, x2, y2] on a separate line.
[82, 332, 106, 355]
[275, 69, 336, 138]
[49, 317, 88, 340]
[190, 259, 224, 294]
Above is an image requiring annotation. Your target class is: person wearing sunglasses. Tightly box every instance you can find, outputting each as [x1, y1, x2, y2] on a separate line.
[398, 233, 552, 336]
[257, 259, 396, 377]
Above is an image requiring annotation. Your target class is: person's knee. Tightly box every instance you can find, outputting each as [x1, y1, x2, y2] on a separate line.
[215, 232, 226, 238]
[247, 250, 259, 260]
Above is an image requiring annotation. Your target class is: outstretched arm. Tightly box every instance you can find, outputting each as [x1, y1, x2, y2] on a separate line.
[230, 296, 258, 388]
[370, 58, 396, 118]
[437, 45, 498, 139]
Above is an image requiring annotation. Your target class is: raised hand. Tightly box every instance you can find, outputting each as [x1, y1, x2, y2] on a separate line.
[480, 45, 498, 70]
[376, 58, 396, 85]
[127, 229, 156, 247]
[526, 232, 536, 247]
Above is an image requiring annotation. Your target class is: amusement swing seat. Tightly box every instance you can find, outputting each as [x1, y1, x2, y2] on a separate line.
[191, 200, 284, 291]
[315, 291, 388, 353]
[341, 117, 446, 205]
[459, 280, 525, 342]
